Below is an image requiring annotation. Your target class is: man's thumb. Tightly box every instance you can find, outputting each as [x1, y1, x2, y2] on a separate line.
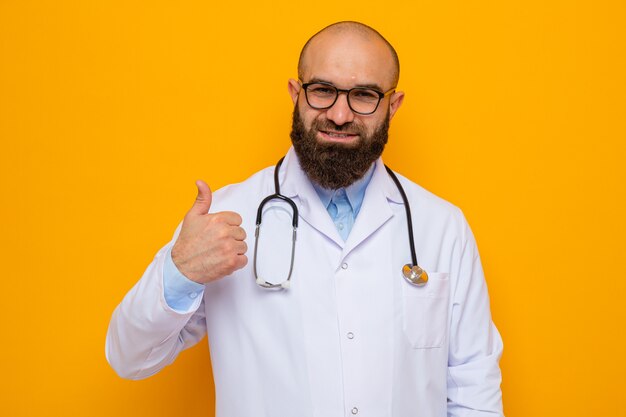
[190, 180, 212, 215]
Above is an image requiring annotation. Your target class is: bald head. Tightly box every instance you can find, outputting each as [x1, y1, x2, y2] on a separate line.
[298, 21, 400, 87]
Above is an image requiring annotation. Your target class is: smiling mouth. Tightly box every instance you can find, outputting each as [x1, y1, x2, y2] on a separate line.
[319, 130, 359, 140]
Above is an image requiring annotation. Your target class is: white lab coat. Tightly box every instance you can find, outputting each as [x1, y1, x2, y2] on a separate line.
[106, 147, 503, 417]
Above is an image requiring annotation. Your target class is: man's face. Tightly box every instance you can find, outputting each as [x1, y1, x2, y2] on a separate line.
[288, 31, 404, 189]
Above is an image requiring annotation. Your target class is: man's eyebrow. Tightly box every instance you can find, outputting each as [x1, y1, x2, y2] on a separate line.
[307, 77, 384, 92]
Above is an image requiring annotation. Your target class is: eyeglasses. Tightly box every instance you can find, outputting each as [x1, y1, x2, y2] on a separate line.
[301, 81, 396, 115]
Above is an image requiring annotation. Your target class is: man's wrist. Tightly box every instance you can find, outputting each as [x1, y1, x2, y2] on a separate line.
[163, 247, 205, 311]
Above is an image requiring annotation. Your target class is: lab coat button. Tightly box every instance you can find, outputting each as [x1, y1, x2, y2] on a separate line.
[347, 332, 354, 339]
[341, 262, 348, 270]
[351, 407, 359, 414]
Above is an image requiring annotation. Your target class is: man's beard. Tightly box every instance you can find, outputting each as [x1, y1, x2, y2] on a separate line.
[290, 108, 389, 189]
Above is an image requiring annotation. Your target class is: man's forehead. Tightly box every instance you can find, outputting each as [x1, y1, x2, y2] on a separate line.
[300, 32, 396, 88]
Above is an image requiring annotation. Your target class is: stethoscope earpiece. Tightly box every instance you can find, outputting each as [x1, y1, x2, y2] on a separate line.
[402, 264, 428, 287]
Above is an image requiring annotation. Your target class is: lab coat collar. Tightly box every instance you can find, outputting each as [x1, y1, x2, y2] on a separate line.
[280, 147, 345, 247]
[278, 147, 405, 252]
[342, 155, 403, 256]
[277, 147, 302, 199]
[374, 156, 404, 205]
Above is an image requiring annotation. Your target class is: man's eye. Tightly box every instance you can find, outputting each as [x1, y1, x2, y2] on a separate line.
[352, 90, 379, 100]
[310, 87, 335, 95]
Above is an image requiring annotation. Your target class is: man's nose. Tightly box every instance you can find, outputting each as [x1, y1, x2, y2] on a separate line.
[325, 93, 355, 125]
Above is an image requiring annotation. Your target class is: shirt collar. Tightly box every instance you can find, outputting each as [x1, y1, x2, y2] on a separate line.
[311, 163, 376, 217]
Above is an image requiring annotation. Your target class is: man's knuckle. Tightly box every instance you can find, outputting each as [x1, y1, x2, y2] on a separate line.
[212, 226, 228, 240]
[208, 213, 224, 225]
[229, 258, 240, 270]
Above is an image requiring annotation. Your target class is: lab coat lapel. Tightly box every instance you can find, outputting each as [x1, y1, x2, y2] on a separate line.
[280, 148, 344, 248]
[342, 159, 402, 258]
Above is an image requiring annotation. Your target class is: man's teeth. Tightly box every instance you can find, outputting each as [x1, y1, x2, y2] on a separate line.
[327, 132, 351, 138]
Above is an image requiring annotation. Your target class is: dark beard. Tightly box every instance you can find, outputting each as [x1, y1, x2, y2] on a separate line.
[290, 109, 389, 189]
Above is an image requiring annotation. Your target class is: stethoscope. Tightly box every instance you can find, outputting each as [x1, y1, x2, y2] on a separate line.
[253, 157, 429, 290]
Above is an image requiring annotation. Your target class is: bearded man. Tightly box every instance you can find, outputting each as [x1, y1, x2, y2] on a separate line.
[106, 21, 504, 417]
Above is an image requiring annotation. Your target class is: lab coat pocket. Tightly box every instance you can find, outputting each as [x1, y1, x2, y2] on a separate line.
[402, 272, 450, 349]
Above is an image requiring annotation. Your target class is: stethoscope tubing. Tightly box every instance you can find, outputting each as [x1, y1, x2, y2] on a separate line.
[384, 166, 418, 267]
[253, 156, 426, 289]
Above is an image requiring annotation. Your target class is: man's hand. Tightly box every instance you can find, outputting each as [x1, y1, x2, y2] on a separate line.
[171, 180, 248, 284]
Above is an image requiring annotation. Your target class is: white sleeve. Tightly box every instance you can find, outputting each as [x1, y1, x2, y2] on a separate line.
[447, 217, 504, 416]
[105, 243, 207, 380]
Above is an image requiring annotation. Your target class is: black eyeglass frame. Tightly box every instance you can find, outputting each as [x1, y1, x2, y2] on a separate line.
[300, 81, 396, 115]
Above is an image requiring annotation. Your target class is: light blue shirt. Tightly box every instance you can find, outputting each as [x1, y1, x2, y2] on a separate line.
[163, 249, 205, 311]
[163, 164, 376, 311]
[310, 164, 375, 241]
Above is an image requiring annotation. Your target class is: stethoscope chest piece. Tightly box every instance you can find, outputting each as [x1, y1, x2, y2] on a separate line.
[402, 264, 429, 287]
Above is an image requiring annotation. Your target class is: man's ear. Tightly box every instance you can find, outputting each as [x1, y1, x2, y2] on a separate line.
[389, 91, 405, 121]
[287, 79, 301, 105]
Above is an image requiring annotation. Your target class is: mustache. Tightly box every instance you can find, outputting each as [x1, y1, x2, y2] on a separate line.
[312, 119, 364, 135]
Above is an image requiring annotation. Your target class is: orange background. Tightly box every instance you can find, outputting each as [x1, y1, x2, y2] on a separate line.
[1, 1, 625, 416]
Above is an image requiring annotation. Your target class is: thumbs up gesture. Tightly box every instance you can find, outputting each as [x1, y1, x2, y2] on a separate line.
[171, 180, 248, 284]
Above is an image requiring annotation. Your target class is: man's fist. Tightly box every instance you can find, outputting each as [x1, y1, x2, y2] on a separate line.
[171, 180, 248, 284]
